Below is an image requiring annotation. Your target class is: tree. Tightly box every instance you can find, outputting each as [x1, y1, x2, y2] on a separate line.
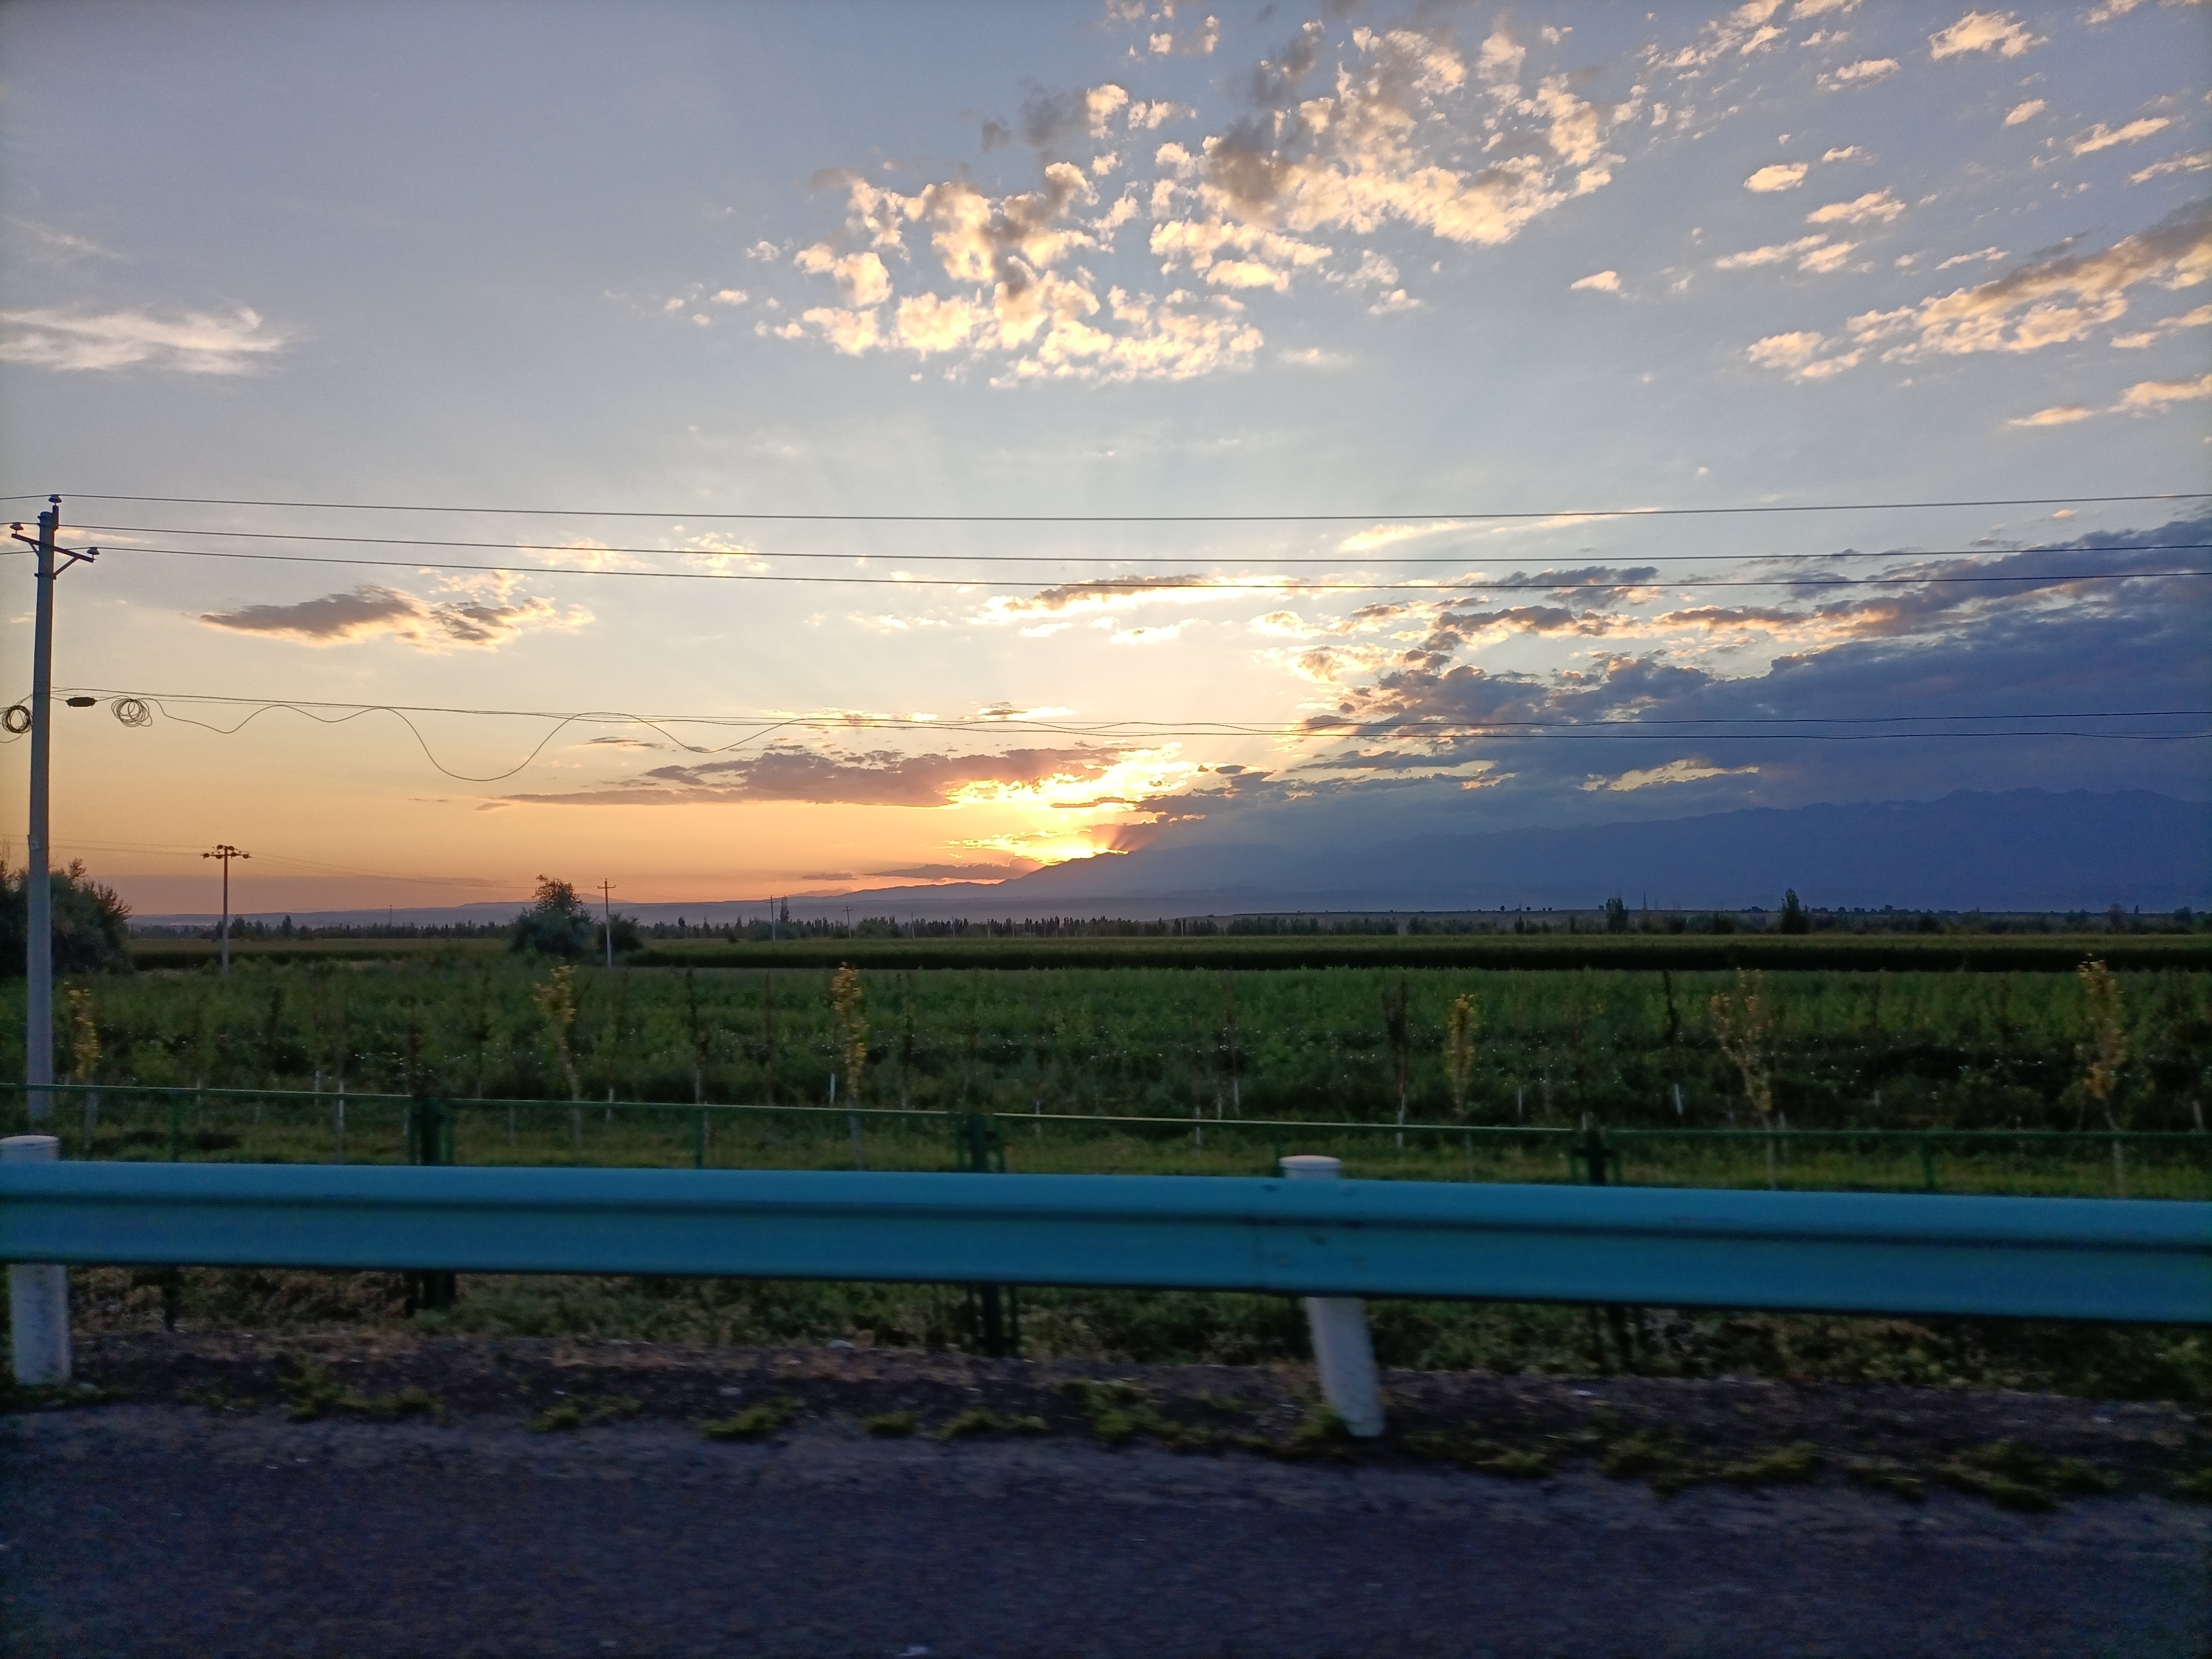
[2075, 959, 2128, 1127]
[828, 964, 868, 1102]
[510, 876, 593, 958]
[1779, 889, 1810, 935]
[1602, 895, 1630, 935]
[0, 857, 132, 975]
[1446, 993, 1479, 1118]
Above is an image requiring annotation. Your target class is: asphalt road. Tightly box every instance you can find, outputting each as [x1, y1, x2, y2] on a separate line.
[3, 1406, 2204, 1658]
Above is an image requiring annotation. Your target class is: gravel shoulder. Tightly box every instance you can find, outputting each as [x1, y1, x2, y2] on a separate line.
[2, 1332, 2206, 1658]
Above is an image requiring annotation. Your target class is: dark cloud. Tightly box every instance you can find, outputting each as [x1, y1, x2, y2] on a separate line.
[1250, 20, 1326, 106]
[872, 860, 1039, 880]
[1151, 516, 2212, 847]
[199, 584, 576, 650]
[508, 744, 1118, 808]
[999, 573, 1212, 613]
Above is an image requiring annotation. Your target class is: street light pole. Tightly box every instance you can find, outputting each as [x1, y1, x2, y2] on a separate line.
[203, 845, 249, 975]
[9, 498, 98, 1125]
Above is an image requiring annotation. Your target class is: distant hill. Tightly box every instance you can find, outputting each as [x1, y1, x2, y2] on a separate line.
[992, 789, 2211, 913]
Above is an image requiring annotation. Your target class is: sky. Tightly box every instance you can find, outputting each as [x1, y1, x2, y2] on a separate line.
[1, 0, 2208, 915]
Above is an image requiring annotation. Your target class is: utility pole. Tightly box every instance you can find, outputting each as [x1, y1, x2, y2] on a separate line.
[9, 497, 98, 1124]
[202, 846, 249, 974]
[599, 879, 615, 969]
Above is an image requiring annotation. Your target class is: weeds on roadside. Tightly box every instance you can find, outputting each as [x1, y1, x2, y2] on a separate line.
[526, 1395, 639, 1433]
[698, 1394, 801, 1441]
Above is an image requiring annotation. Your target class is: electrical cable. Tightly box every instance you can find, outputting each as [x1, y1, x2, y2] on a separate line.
[61, 523, 2212, 567]
[49, 541, 2212, 592]
[11, 489, 2209, 521]
[50, 686, 2209, 781]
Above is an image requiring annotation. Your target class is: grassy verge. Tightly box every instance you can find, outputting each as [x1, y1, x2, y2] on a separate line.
[38, 1264, 2209, 1403]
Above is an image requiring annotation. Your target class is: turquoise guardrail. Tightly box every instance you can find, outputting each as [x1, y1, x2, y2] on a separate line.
[2, 1161, 2206, 1322]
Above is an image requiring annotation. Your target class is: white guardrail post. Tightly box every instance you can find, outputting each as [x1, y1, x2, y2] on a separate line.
[4, 1135, 72, 1386]
[1280, 1154, 1384, 1437]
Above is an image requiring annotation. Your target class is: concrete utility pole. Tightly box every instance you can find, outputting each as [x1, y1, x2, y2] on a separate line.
[599, 879, 615, 969]
[203, 844, 249, 975]
[8, 498, 98, 1125]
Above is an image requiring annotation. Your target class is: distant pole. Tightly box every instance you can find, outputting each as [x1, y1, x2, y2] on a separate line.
[9, 497, 99, 1124]
[202, 845, 249, 975]
[600, 879, 615, 969]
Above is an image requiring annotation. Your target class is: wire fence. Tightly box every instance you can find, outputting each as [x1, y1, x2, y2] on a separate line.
[6, 1082, 2206, 1200]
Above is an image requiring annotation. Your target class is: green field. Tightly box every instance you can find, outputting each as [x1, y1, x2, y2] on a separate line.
[11, 944, 2208, 1391]
[7, 944, 2208, 1196]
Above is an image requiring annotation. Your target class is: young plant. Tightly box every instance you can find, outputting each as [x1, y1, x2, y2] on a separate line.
[1446, 993, 1478, 1119]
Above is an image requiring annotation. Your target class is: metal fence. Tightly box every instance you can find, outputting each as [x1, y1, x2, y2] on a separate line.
[6, 1081, 2206, 1199]
[6, 1159, 2208, 1324]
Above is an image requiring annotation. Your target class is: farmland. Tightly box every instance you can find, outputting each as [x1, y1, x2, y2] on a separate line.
[8, 943, 2208, 1155]
[9, 941, 2208, 1389]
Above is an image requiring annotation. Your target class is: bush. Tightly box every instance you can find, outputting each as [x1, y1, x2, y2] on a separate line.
[0, 858, 132, 976]
[510, 877, 593, 958]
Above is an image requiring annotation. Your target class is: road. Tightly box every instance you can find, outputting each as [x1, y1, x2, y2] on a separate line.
[3, 1405, 2203, 1658]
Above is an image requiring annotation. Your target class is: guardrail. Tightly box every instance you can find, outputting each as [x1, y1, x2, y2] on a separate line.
[5, 1160, 2207, 1324]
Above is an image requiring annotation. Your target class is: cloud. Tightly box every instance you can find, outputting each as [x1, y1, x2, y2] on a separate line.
[2114, 372, 2212, 410]
[510, 744, 1122, 808]
[1277, 520, 2210, 812]
[0, 305, 290, 373]
[869, 859, 1039, 881]
[1571, 270, 1622, 292]
[1150, 13, 1220, 56]
[1338, 521, 1465, 554]
[2131, 150, 2212, 184]
[1715, 234, 1830, 269]
[1018, 84, 1134, 149]
[1745, 163, 1809, 191]
[2005, 100, 2046, 126]
[2006, 403, 2094, 426]
[2072, 118, 2172, 156]
[6, 219, 119, 265]
[199, 583, 591, 651]
[978, 573, 1237, 622]
[1580, 758, 1762, 792]
[2110, 302, 2212, 346]
[778, 23, 1654, 383]
[1796, 241, 1859, 273]
[1745, 330, 1829, 369]
[1845, 200, 2212, 362]
[1817, 59, 1900, 88]
[1928, 11, 2044, 59]
[1806, 189, 1906, 225]
[1937, 246, 2007, 269]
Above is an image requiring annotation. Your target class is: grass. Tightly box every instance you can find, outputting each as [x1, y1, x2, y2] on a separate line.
[525, 1395, 640, 1433]
[698, 1394, 801, 1440]
[275, 1357, 439, 1423]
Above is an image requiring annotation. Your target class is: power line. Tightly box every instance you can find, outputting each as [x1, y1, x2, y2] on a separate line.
[61, 522, 2212, 567]
[15, 489, 2211, 521]
[41, 686, 2207, 781]
[45, 541, 2212, 592]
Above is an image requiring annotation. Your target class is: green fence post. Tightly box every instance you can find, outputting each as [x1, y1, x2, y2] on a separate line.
[955, 1112, 1019, 1359]
[693, 1107, 708, 1170]
[408, 1097, 455, 1314]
